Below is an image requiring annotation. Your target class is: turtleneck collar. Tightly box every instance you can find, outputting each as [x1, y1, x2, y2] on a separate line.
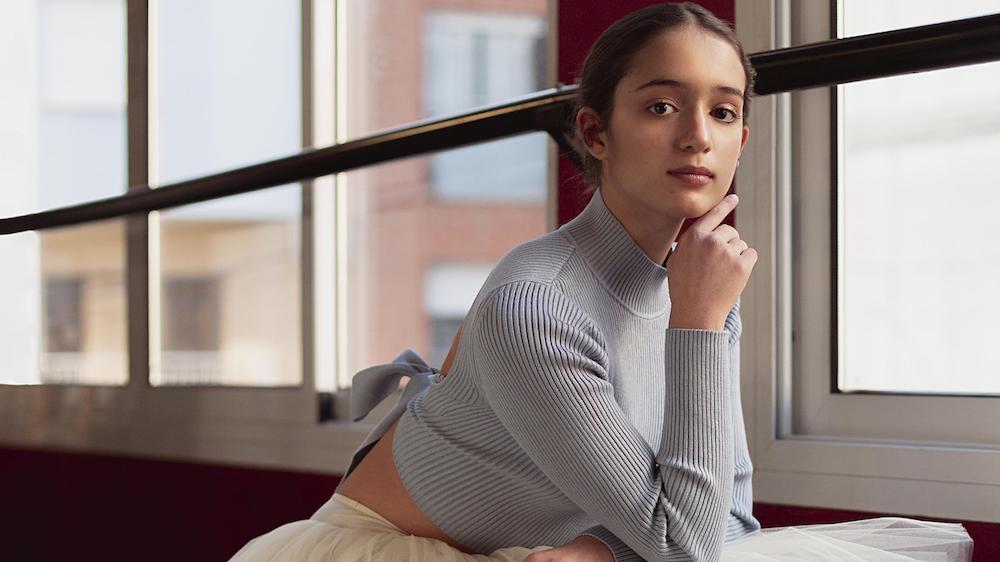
[562, 189, 671, 318]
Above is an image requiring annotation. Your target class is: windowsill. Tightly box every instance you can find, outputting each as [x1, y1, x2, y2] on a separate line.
[0, 383, 378, 477]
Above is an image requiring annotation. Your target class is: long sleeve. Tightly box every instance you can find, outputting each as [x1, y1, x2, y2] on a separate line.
[475, 281, 735, 562]
[724, 299, 760, 535]
[581, 300, 759, 561]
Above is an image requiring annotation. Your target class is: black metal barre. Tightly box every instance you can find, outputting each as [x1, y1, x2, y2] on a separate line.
[2, 12, 999, 235]
[752, 12, 1000, 94]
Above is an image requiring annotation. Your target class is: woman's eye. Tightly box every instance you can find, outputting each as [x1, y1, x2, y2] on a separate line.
[712, 107, 739, 122]
[648, 102, 675, 116]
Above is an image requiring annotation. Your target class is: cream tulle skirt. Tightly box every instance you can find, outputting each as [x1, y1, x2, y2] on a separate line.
[228, 493, 551, 562]
[230, 494, 973, 562]
[723, 517, 972, 561]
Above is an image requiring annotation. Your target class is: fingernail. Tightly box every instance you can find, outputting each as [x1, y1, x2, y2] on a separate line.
[729, 194, 739, 201]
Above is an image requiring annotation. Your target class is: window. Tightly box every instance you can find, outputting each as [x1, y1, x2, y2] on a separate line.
[424, 11, 548, 203]
[787, 1, 1000, 444]
[330, 0, 552, 389]
[836, 0, 1000, 395]
[428, 317, 463, 369]
[38, 0, 127, 210]
[0, 0, 556, 475]
[734, 0, 1000, 522]
[424, 263, 493, 366]
[150, 0, 302, 387]
[41, 278, 83, 383]
[0, 0, 128, 386]
[45, 278, 84, 354]
[158, 277, 221, 385]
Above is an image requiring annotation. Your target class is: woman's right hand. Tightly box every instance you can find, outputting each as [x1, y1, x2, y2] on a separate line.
[666, 193, 757, 331]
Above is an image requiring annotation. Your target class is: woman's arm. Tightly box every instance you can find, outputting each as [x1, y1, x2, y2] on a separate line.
[476, 281, 735, 562]
[441, 322, 616, 562]
[725, 299, 760, 533]
[580, 300, 760, 560]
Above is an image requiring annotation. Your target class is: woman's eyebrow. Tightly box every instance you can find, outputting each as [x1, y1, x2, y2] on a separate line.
[634, 78, 743, 98]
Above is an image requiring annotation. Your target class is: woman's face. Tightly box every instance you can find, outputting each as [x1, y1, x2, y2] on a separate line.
[585, 26, 750, 222]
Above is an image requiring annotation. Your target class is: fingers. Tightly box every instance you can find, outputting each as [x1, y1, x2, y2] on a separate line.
[730, 238, 749, 254]
[714, 224, 739, 243]
[731, 238, 757, 259]
[692, 193, 738, 233]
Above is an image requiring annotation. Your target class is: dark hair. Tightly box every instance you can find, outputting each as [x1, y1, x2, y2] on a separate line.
[572, 2, 756, 188]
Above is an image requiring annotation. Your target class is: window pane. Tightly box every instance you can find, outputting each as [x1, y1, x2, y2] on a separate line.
[839, 1, 1000, 394]
[840, 0, 1000, 37]
[0, 0, 128, 385]
[155, 0, 301, 184]
[339, 0, 550, 381]
[38, 0, 127, 210]
[425, 263, 493, 366]
[341, 155, 548, 377]
[152, 0, 301, 386]
[0, 222, 128, 386]
[344, 2, 547, 138]
[40, 222, 128, 384]
[423, 10, 547, 203]
[429, 135, 548, 203]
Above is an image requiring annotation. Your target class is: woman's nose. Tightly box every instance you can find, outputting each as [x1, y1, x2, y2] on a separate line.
[676, 111, 711, 153]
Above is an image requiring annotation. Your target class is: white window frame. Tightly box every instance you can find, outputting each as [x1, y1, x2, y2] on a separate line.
[0, 0, 560, 477]
[0, 0, 364, 476]
[735, 0, 1000, 522]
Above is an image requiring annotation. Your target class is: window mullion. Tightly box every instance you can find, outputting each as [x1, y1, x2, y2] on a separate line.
[126, 0, 150, 391]
[333, 0, 350, 391]
[301, 0, 317, 396]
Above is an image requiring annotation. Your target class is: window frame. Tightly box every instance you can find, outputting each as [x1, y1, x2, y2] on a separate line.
[735, 0, 1000, 522]
[0, 0, 363, 474]
[0, 0, 560, 476]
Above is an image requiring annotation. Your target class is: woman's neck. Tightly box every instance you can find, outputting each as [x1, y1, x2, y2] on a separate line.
[600, 185, 683, 267]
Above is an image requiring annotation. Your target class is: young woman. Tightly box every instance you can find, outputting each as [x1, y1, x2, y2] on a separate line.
[232, 3, 971, 561]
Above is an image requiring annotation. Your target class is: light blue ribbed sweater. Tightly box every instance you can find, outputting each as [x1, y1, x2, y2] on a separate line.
[343, 189, 760, 561]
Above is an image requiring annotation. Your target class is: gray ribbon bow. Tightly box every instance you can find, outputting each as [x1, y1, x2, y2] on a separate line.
[342, 349, 441, 478]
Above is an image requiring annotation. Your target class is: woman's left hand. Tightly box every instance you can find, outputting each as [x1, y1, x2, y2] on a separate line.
[524, 535, 614, 562]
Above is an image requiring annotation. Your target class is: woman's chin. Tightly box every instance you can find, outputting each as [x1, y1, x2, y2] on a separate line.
[674, 195, 724, 220]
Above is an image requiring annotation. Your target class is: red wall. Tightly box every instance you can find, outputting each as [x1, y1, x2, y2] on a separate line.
[1, 446, 341, 561]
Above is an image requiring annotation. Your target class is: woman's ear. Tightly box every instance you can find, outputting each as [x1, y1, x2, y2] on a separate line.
[576, 107, 608, 161]
[740, 124, 750, 152]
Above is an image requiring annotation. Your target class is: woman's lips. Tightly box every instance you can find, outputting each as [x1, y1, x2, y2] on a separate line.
[667, 165, 714, 186]
[667, 171, 713, 186]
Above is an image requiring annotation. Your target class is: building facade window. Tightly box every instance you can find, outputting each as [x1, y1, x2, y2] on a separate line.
[162, 277, 220, 352]
[424, 11, 547, 203]
[44, 278, 84, 354]
[424, 262, 493, 367]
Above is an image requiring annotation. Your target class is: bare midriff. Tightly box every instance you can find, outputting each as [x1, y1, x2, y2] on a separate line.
[336, 418, 472, 552]
[337, 324, 471, 553]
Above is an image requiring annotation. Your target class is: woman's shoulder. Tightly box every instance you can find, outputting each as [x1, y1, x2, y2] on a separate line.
[462, 228, 596, 336]
[482, 228, 577, 291]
